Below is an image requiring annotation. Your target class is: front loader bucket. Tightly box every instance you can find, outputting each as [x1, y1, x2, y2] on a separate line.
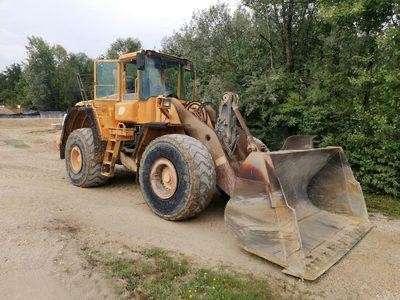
[225, 148, 372, 280]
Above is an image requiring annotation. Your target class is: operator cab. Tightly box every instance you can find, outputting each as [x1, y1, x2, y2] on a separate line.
[94, 50, 194, 102]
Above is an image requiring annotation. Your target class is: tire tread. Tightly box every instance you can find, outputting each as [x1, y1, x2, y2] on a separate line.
[139, 134, 216, 220]
[65, 128, 108, 187]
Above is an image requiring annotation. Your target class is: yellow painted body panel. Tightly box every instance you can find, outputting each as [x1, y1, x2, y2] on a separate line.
[114, 101, 138, 122]
[84, 98, 181, 140]
[91, 100, 120, 138]
[115, 97, 181, 124]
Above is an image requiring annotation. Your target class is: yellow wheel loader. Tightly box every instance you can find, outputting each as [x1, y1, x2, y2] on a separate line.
[59, 50, 372, 280]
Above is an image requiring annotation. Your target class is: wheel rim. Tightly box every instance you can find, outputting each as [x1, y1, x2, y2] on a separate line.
[70, 145, 83, 174]
[150, 158, 178, 199]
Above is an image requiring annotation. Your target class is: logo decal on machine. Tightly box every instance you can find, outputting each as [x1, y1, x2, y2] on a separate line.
[118, 106, 126, 115]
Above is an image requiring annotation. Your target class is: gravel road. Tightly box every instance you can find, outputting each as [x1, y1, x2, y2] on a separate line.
[0, 118, 399, 299]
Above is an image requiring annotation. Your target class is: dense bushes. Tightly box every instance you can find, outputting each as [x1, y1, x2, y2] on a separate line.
[163, 1, 400, 197]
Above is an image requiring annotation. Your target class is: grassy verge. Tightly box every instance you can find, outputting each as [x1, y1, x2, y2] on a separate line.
[82, 246, 275, 299]
[365, 194, 400, 218]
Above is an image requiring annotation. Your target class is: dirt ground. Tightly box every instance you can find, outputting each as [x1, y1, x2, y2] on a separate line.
[0, 118, 399, 299]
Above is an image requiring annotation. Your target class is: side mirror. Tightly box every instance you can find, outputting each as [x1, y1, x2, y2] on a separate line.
[137, 53, 145, 70]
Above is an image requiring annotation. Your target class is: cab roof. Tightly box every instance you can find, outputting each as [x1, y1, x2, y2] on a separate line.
[118, 50, 191, 67]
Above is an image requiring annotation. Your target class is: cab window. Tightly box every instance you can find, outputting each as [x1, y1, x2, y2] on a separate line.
[140, 57, 180, 99]
[95, 61, 118, 99]
[123, 62, 138, 100]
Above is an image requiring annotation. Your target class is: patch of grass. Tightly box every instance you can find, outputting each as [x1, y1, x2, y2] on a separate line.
[82, 246, 274, 299]
[182, 268, 271, 299]
[365, 194, 400, 218]
[82, 248, 144, 295]
[141, 247, 167, 258]
[141, 247, 189, 276]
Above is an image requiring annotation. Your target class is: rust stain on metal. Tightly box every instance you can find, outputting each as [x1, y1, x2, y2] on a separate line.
[238, 160, 266, 182]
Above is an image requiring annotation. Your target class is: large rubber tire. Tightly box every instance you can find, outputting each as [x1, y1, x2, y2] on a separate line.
[65, 128, 108, 187]
[139, 134, 216, 221]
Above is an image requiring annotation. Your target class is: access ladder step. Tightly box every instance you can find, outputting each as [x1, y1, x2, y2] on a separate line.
[101, 126, 135, 177]
[101, 139, 122, 177]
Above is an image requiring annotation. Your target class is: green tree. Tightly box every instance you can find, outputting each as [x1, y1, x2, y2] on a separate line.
[0, 63, 23, 106]
[105, 37, 142, 59]
[24, 36, 59, 110]
[163, 4, 259, 101]
[53, 46, 93, 108]
[21, 36, 94, 110]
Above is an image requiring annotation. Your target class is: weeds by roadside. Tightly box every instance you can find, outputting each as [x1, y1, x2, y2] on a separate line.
[365, 194, 400, 219]
[82, 246, 274, 299]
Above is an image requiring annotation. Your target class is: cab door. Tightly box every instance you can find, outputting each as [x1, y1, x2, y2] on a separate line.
[94, 60, 120, 100]
[92, 60, 120, 138]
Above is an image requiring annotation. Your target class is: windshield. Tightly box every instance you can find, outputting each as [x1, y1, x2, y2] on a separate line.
[141, 58, 166, 98]
[140, 56, 192, 100]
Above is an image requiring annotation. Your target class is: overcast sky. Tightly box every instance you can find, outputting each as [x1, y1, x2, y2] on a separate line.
[0, 0, 239, 71]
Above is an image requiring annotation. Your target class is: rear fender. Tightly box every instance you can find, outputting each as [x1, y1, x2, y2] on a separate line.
[59, 106, 101, 159]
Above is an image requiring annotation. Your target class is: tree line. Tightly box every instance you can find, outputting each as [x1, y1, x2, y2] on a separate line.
[0, 37, 141, 110]
[0, 0, 399, 197]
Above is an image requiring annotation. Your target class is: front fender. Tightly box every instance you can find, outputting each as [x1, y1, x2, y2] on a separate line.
[59, 106, 101, 159]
